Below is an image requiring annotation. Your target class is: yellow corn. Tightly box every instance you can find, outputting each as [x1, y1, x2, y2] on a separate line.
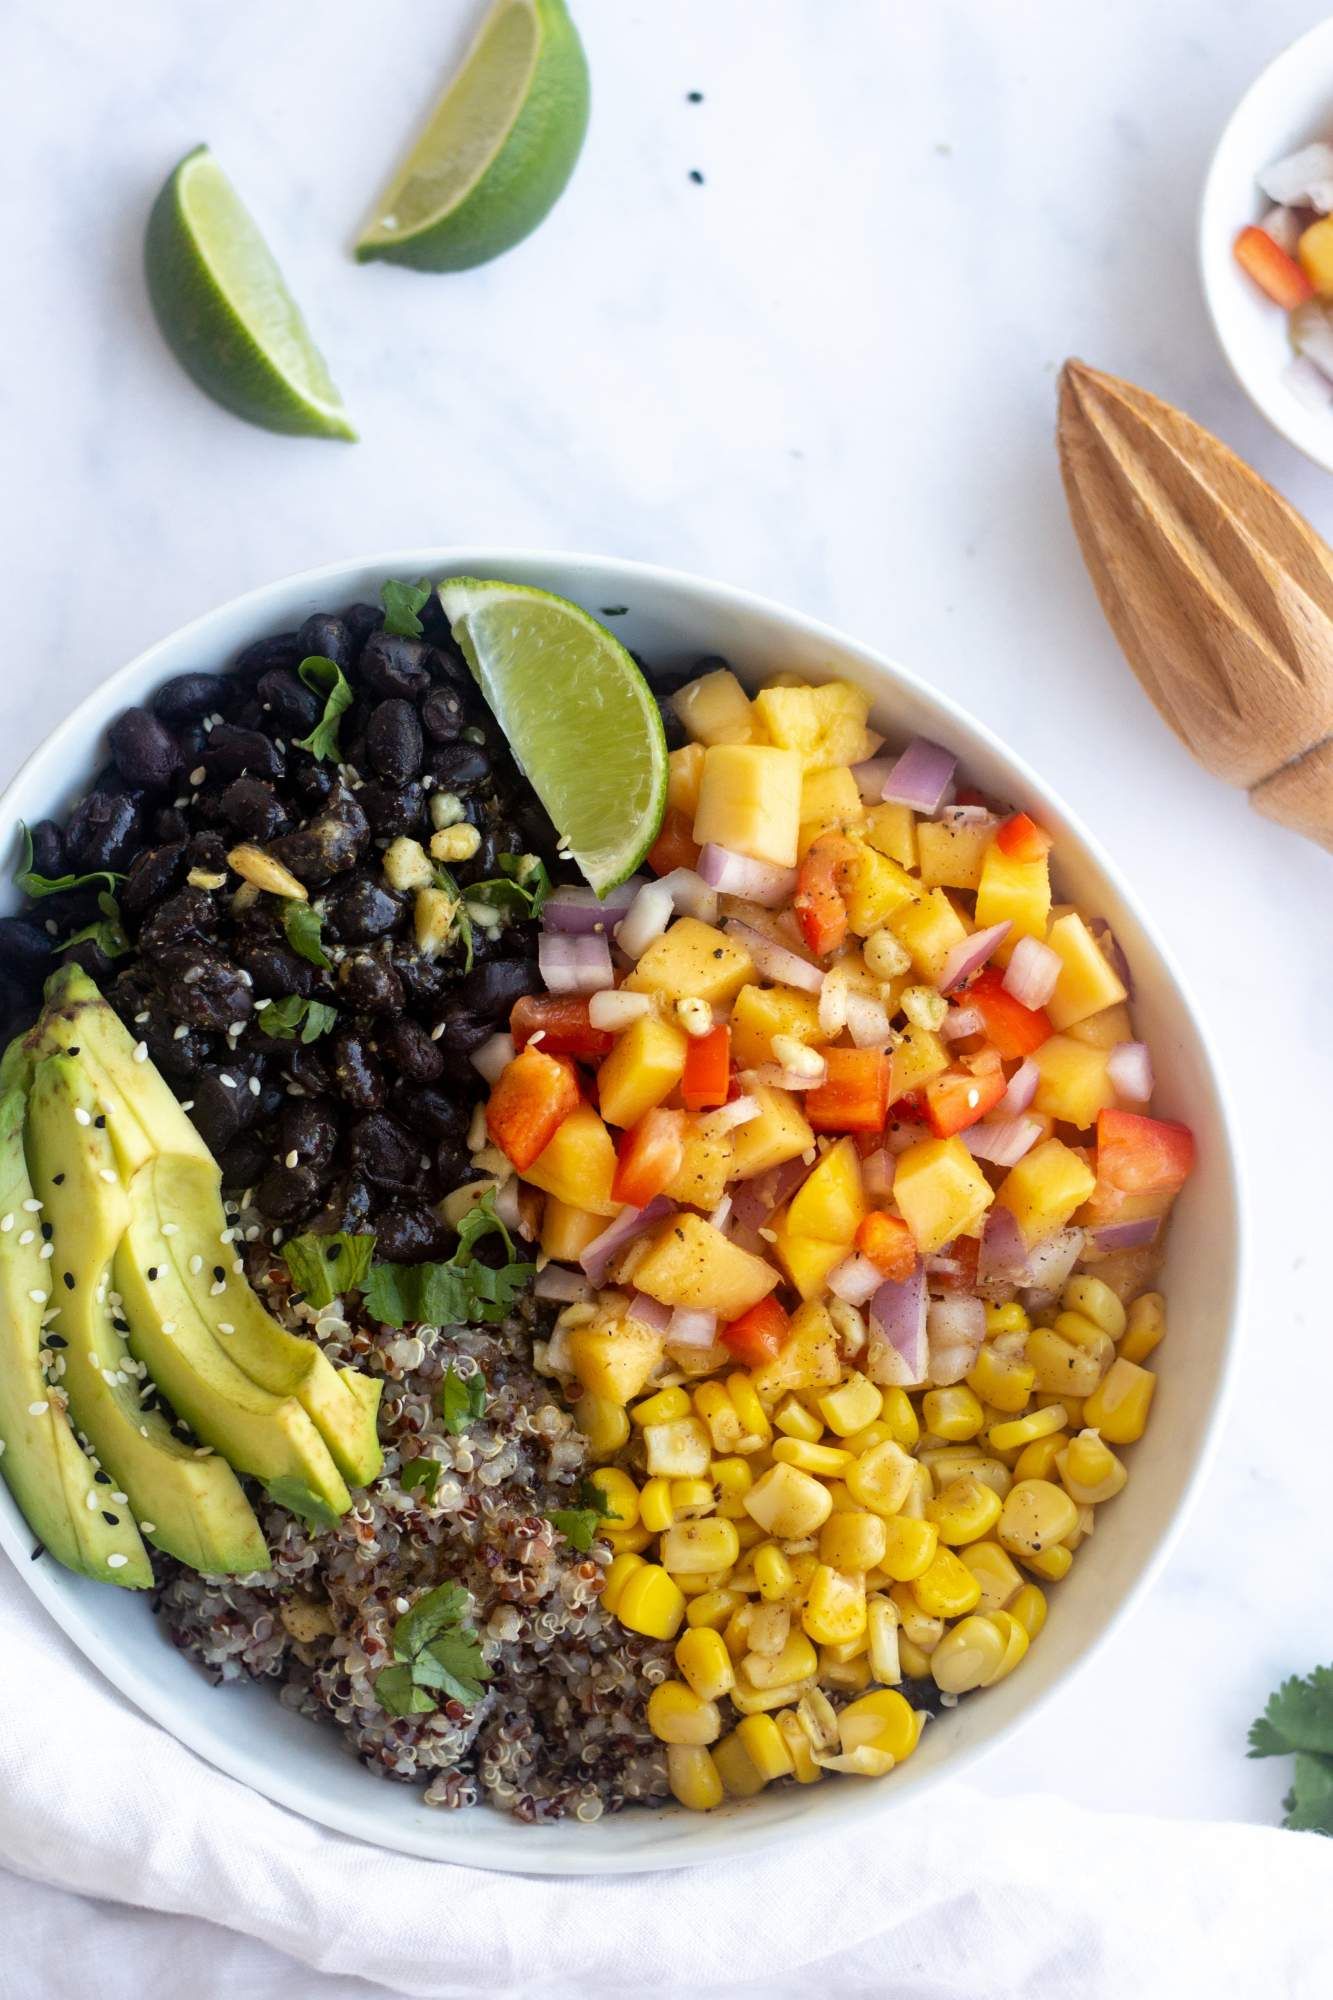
[710, 1457, 753, 1518]
[1119, 1291, 1165, 1365]
[746, 1601, 791, 1656]
[774, 1394, 824, 1443]
[866, 1593, 902, 1685]
[1083, 1357, 1155, 1443]
[604, 1524, 653, 1554]
[1036, 1391, 1086, 1429]
[775, 1707, 823, 1782]
[686, 1586, 747, 1630]
[1056, 1429, 1128, 1505]
[819, 1630, 869, 1666]
[987, 1403, 1066, 1454]
[753, 1540, 796, 1602]
[802, 1564, 868, 1645]
[733, 1516, 766, 1550]
[723, 1602, 756, 1660]
[731, 1676, 816, 1715]
[772, 1436, 855, 1478]
[997, 1478, 1079, 1560]
[639, 1476, 675, 1533]
[647, 1680, 722, 1745]
[838, 1687, 920, 1760]
[667, 1742, 724, 1811]
[743, 1629, 819, 1688]
[818, 1372, 883, 1436]
[694, 1381, 745, 1453]
[1021, 1542, 1073, 1582]
[676, 1570, 728, 1596]
[897, 1634, 933, 1678]
[930, 1614, 1007, 1693]
[1063, 1502, 1095, 1551]
[727, 1373, 773, 1447]
[712, 1730, 767, 1796]
[897, 1462, 933, 1520]
[601, 1551, 646, 1616]
[823, 1479, 861, 1514]
[877, 1514, 939, 1581]
[878, 1386, 921, 1448]
[1062, 1273, 1126, 1340]
[983, 1607, 1032, 1682]
[846, 1438, 917, 1516]
[1013, 1430, 1068, 1480]
[661, 1518, 740, 1575]
[644, 1416, 713, 1478]
[921, 1448, 1012, 1501]
[574, 1391, 630, 1457]
[958, 1539, 1023, 1613]
[926, 1475, 1004, 1545]
[632, 1385, 692, 1427]
[1009, 1582, 1047, 1639]
[1025, 1328, 1106, 1398]
[667, 1478, 713, 1521]
[736, 1712, 795, 1781]
[840, 1420, 893, 1457]
[922, 1385, 987, 1442]
[744, 1463, 833, 1538]
[589, 1466, 640, 1531]
[967, 1343, 1037, 1414]
[889, 1583, 944, 1650]
[911, 1546, 983, 1620]
[615, 1562, 687, 1640]
[820, 1510, 887, 1573]
[823, 1651, 872, 1691]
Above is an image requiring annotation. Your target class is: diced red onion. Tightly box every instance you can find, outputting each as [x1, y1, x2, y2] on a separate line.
[818, 976, 848, 1037]
[884, 1115, 931, 1154]
[579, 1197, 674, 1288]
[868, 1264, 928, 1385]
[1089, 918, 1134, 997]
[751, 1062, 826, 1092]
[615, 880, 675, 961]
[543, 880, 641, 933]
[667, 1306, 719, 1348]
[925, 1252, 965, 1278]
[701, 1094, 761, 1134]
[927, 1292, 985, 1356]
[656, 867, 719, 923]
[588, 988, 652, 1031]
[1107, 1041, 1154, 1103]
[964, 1115, 1043, 1168]
[851, 757, 896, 803]
[1002, 935, 1061, 1010]
[707, 1195, 733, 1232]
[828, 1252, 884, 1307]
[534, 1263, 592, 1304]
[697, 844, 797, 908]
[1024, 1227, 1085, 1294]
[1258, 142, 1333, 212]
[1092, 1216, 1160, 1251]
[941, 1005, 983, 1042]
[977, 1205, 1032, 1285]
[999, 1058, 1040, 1115]
[938, 804, 994, 827]
[882, 738, 957, 815]
[939, 922, 1010, 995]
[470, 1031, 515, 1084]
[861, 1148, 896, 1200]
[846, 992, 894, 1049]
[1292, 299, 1333, 376]
[1285, 355, 1333, 411]
[724, 919, 824, 993]
[1261, 204, 1304, 255]
[627, 1289, 672, 1333]
[539, 931, 615, 995]
[729, 1155, 813, 1234]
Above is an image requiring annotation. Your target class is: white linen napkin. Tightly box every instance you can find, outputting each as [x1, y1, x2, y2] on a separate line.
[3, 1556, 1330, 2000]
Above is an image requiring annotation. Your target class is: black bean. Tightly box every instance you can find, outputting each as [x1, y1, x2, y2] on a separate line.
[392, 1082, 469, 1146]
[332, 1030, 383, 1110]
[289, 760, 336, 809]
[358, 631, 433, 700]
[62, 938, 119, 983]
[296, 613, 353, 671]
[65, 791, 142, 873]
[255, 668, 322, 737]
[286, 1044, 333, 1096]
[372, 1204, 451, 1264]
[365, 699, 424, 783]
[25, 820, 66, 878]
[420, 686, 464, 743]
[121, 843, 187, 921]
[386, 1017, 445, 1083]
[349, 1112, 420, 1188]
[218, 777, 292, 842]
[390, 950, 452, 1012]
[278, 1097, 340, 1173]
[357, 780, 426, 839]
[239, 940, 316, 1000]
[255, 1161, 325, 1224]
[233, 632, 301, 679]
[218, 1134, 273, 1189]
[338, 951, 404, 1015]
[432, 1006, 497, 1078]
[435, 1142, 477, 1189]
[202, 723, 285, 784]
[138, 887, 217, 955]
[188, 1067, 261, 1151]
[269, 792, 369, 885]
[307, 1172, 374, 1238]
[108, 708, 184, 791]
[184, 829, 231, 875]
[326, 876, 403, 944]
[656, 697, 687, 753]
[456, 958, 534, 1025]
[153, 806, 191, 844]
[342, 601, 384, 649]
[230, 698, 267, 734]
[155, 947, 253, 1030]
[427, 742, 491, 788]
[152, 672, 236, 724]
[141, 1015, 215, 1080]
[1, 916, 52, 975]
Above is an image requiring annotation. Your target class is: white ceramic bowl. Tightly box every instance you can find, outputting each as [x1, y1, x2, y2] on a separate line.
[0, 550, 1241, 1873]
[1200, 15, 1333, 470]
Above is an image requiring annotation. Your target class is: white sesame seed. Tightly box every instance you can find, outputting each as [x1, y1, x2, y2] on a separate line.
[180, 1100, 194, 1112]
[232, 1259, 244, 1275]
[106, 1553, 128, 1569]
[212, 1279, 228, 1295]
[39, 1243, 53, 1260]
[18, 1230, 33, 1246]
[22, 1198, 42, 1213]
[27, 1289, 47, 1305]
[189, 766, 206, 786]
[102, 1369, 119, 1388]
[194, 1445, 214, 1457]
[217, 1322, 234, 1334]
[87, 1353, 100, 1369]
[284, 1150, 299, 1169]
[173, 1024, 189, 1040]
[133, 1041, 148, 1063]
[219, 1074, 235, 1089]
[0, 1214, 11, 1232]
[85, 1489, 100, 1510]
[219, 1228, 235, 1244]
[134, 1010, 151, 1025]
[247, 1077, 260, 1096]
[190, 1254, 203, 1274]
[139, 1522, 156, 1534]
[111, 1491, 128, 1505]
[430, 1021, 446, 1040]
[74, 1107, 91, 1126]
[99, 1168, 117, 1184]
[161, 1321, 176, 1336]
[139, 1426, 149, 1438]
[161, 1222, 178, 1236]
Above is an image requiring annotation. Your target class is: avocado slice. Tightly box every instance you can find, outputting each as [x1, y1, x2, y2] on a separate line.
[140, 1154, 383, 1488]
[28, 966, 210, 1176]
[0, 1086, 151, 1586]
[115, 1162, 352, 1526]
[26, 1056, 271, 1575]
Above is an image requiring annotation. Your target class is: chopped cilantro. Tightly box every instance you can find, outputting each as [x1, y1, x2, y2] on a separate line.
[432, 865, 473, 972]
[439, 1362, 487, 1435]
[361, 1190, 534, 1331]
[281, 1230, 376, 1310]
[1250, 1666, 1333, 1835]
[467, 853, 553, 922]
[375, 1580, 491, 1717]
[256, 994, 338, 1044]
[380, 576, 432, 638]
[546, 1482, 620, 1554]
[283, 899, 331, 969]
[400, 1456, 443, 1501]
[373, 1664, 436, 1717]
[13, 822, 125, 902]
[294, 654, 353, 761]
[59, 889, 130, 960]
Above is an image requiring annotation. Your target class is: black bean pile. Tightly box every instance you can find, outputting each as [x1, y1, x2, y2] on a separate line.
[1, 597, 575, 1257]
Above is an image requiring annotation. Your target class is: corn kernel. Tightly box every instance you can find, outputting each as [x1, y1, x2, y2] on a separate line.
[774, 1394, 824, 1443]
[745, 1600, 790, 1655]
[722, 1602, 757, 1660]
[736, 1712, 795, 1781]
[753, 1540, 796, 1602]
[1057, 1428, 1128, 1505]
[686, 1586, 746, 1630]
[745, 1463, 834, 1538]
[818, 1372, 883, 1437]
[1064, 1502, 1095, 1551]
[661, 1518, 740, 1576]
[1083, 1357, 1156, 1443]
[676, 1570, 728, 1596]
[1021, 1542, 1073, 1582]
[727, 1373, 773, 1447]
[823, 1652, 873, 1691]
[878, 1387, 920, 1448]
[822, 1479, 860, 1515]
[997, 1478, 1079, 1560]
[1025, 1328, 1106, 1398]
[604, 1525, 653, 1554]
[775, 1707, 823, 1782]
[644, 1416, 713, 1478]
[986, 1403, 1067, 1454]
[1053, 1311, 1117, 1374]
[633, 1385, 692, 1427]
[647, 1679, 722, 1745]
[922, 1385, 986, 1442]
[926, 1475, 1004, 1546]
[966, 1343, 1036, 1414]
[574, 1391, 630, 1457]
[1009, 1582, 1048, 1638]
[744, 1626, 819, 1687]
[911, 1547, 983, 1620]
[731, 1676, 816, 1715]
[640, 1476, 675, 1533]
[958, 1539, 1023, 1613]
[615, 1562, 687, 1640]
[985, 1301, 1030, 1337]
[838, 1687, 920, 1760]
[897, 1635, 933, 1678]
[796, 1685, 840, 1752]
[672, 1477, 718, 1520]
[889, 1583, 945, 1649]
[772, 1436, 855, 1478]
[801, 1565, 867, 1645]
[1036, 1391, 1086, 1428]
[667, 1742, 724, 1810]
[930, 1613, 1007, 1693]
[840, 1420, 893, 1457]
[819, 1510, 887, 1573]
[590, 1466, 641, 1532]
[733, 1516, 766, 1550]
[866, 1593, 902, 1685]
[877, 1514, 939, 1582]
[897, 1462, 933, 1519]
[846, 1438, 917, 1516]
[601, 1551, 646, 1616]
[693, 1382, 745, 1453]
[712, 1731, 767, 1797]
[710, 1456, 753, 1508]
[920, 1446, 1011, 1500]
[1013, 1431, 1068, 1480]
[1062, 1273, 1126, 1339]
[1119, 1291, 1165, 1366]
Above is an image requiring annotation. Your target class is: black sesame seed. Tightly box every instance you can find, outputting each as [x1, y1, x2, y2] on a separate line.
[52, 1173, 65, 1186]
[40, 1222, 52, 1241]
[326, 1244, 341, 1262]
[94, 1469, 111, 1484]
[62, 1271, 75, 1290]
[147, 1267, 158, 1281]
[213, 1266, 225, 1282]
[687, 89, 703, 102]
[101, 1511, 119, 1526]
[67, 1047, 79, 1056]
[94, 1115, 106, 1128]
[600, 606, 629, 617]
[46, 1333, 67, 1349]
[30, 1541, 45, 1561]
[688, 168, 704, 184]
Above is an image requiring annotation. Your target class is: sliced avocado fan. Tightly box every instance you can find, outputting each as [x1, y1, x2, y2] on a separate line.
[26, 1055, 270, 1576]
[0, 1080, 151, 1588]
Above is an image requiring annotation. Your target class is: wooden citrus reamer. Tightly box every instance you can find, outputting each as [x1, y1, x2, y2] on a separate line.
[1057, 359, 1333, 852]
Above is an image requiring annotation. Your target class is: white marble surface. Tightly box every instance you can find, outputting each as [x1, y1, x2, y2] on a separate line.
[2, 0, 1333, 1982]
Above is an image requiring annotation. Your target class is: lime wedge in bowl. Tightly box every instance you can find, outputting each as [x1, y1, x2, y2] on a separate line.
[144, 145, 355, 441]
[355, 0, 589, 271]
[438, 578, 666, 893]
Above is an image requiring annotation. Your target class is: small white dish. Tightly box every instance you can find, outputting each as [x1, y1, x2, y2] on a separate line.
[0, 550, 1242, 1873]
[1200, 15, 1333, 470]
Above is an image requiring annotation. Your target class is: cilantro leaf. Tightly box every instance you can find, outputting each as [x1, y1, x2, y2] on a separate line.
[400, 1456, 443, 1501]
[1249, 1669, 1333, 1759]
[467, 854, 553, 922]
[455, 1187, 516, 1262]
[1284, 1753, 1333, 1835]
[432, 865, 473, 973]
[439, 1362, 487, 1435]
[546, 1478, 620, 1553]
[380, 577, 433, 639]
[391, 1581, 469, 1660]
[374, 1663, 437, 1717]
[283, 900, 331, 970]
[60, 889, 130, 960]
[361, 1190, 535, 1330]
[257, 994, 338, 1044]
[411, 1628, 490, 1706]
[13, 822, 124, 902]
[282, 1231, 376, 1310]
[294, 654, 353, 761]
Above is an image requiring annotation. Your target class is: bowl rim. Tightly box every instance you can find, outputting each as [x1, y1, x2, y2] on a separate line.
[0, 545, 1245, 1873]
[1198, 13, 1333, 471]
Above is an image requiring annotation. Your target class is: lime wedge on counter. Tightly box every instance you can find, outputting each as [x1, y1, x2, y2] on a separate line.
[144, 146, 356, 441]
[437, 579, 666, 894]
[355, 0, 589, 271]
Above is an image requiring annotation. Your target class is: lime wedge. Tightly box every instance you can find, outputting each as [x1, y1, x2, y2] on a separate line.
[144, 146, 355, 441]
[355, 0, 589, 272]
[438, 578, 667, 894]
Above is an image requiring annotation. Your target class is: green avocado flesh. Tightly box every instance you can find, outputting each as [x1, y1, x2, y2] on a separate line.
[0, 1085, 151, 1587]
[26, 1056, 270, 1576]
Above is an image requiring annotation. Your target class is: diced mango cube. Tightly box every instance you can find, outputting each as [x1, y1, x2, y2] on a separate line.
[893, 1136, 994, 1253]
[749, 1300, 844, 1400]
[674, 669, 757, 746]
[799, 765, 862, 832]
[667, 742, 707, 816]
[787, 1136, 866, 1244]
[626, 917, 756, 1006]
[728, 1084, 814, 1180]
[1044, 914, 1128, 1030]
[997, 1137, 1096, 1247]
[771, 1216, 849, 1301]
[597, 1013, 688, 1128]
[667, 1121, 735, 1209]
[540, 1197, 607, 1262]
[730, 984, 825, 1068]
[975, 844, 1051, 955]
[862, 801, 918, 869]
[754, 680, 872, 771]
[1298, 215, 1333, 297]
[1031, 1035, 1117, 1131]
[1066, 1002, 1133, 1050]
[888, 1023, 949, 1101]
[917, 817, 995, 892]
[692, 746, 804, 867]
[810, 681, 874, 767]
[568, 1317, 666, 1404]
[634, 1214, 780, 1317]
[523, 1104, 619, 1214]
[888, 889, 969, 983]
[843, 841, 918, 936]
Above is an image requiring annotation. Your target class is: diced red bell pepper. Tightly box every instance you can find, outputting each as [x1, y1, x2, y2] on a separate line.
[486, 1046, 581, 1173]
[721, 1294, 792, 1367]
[924, 1062, 1008, 1138]
[967, 968, 1052, 1060]
[805, 1047, 891, 1133]
[681, 1022, 731, 1111]
[1234, 225, 1314, 309]
[855, 1210, 917, 1282]
[995, 812, 1054, 863]
[793, 831, 859, 957]
[647, 807, 701, 877]
[1096, 1108, 1196, 1195]
[930, 1234, 980, 1292]
[510, 994, 614, 1062]
[611, 1107, 687, 1207]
